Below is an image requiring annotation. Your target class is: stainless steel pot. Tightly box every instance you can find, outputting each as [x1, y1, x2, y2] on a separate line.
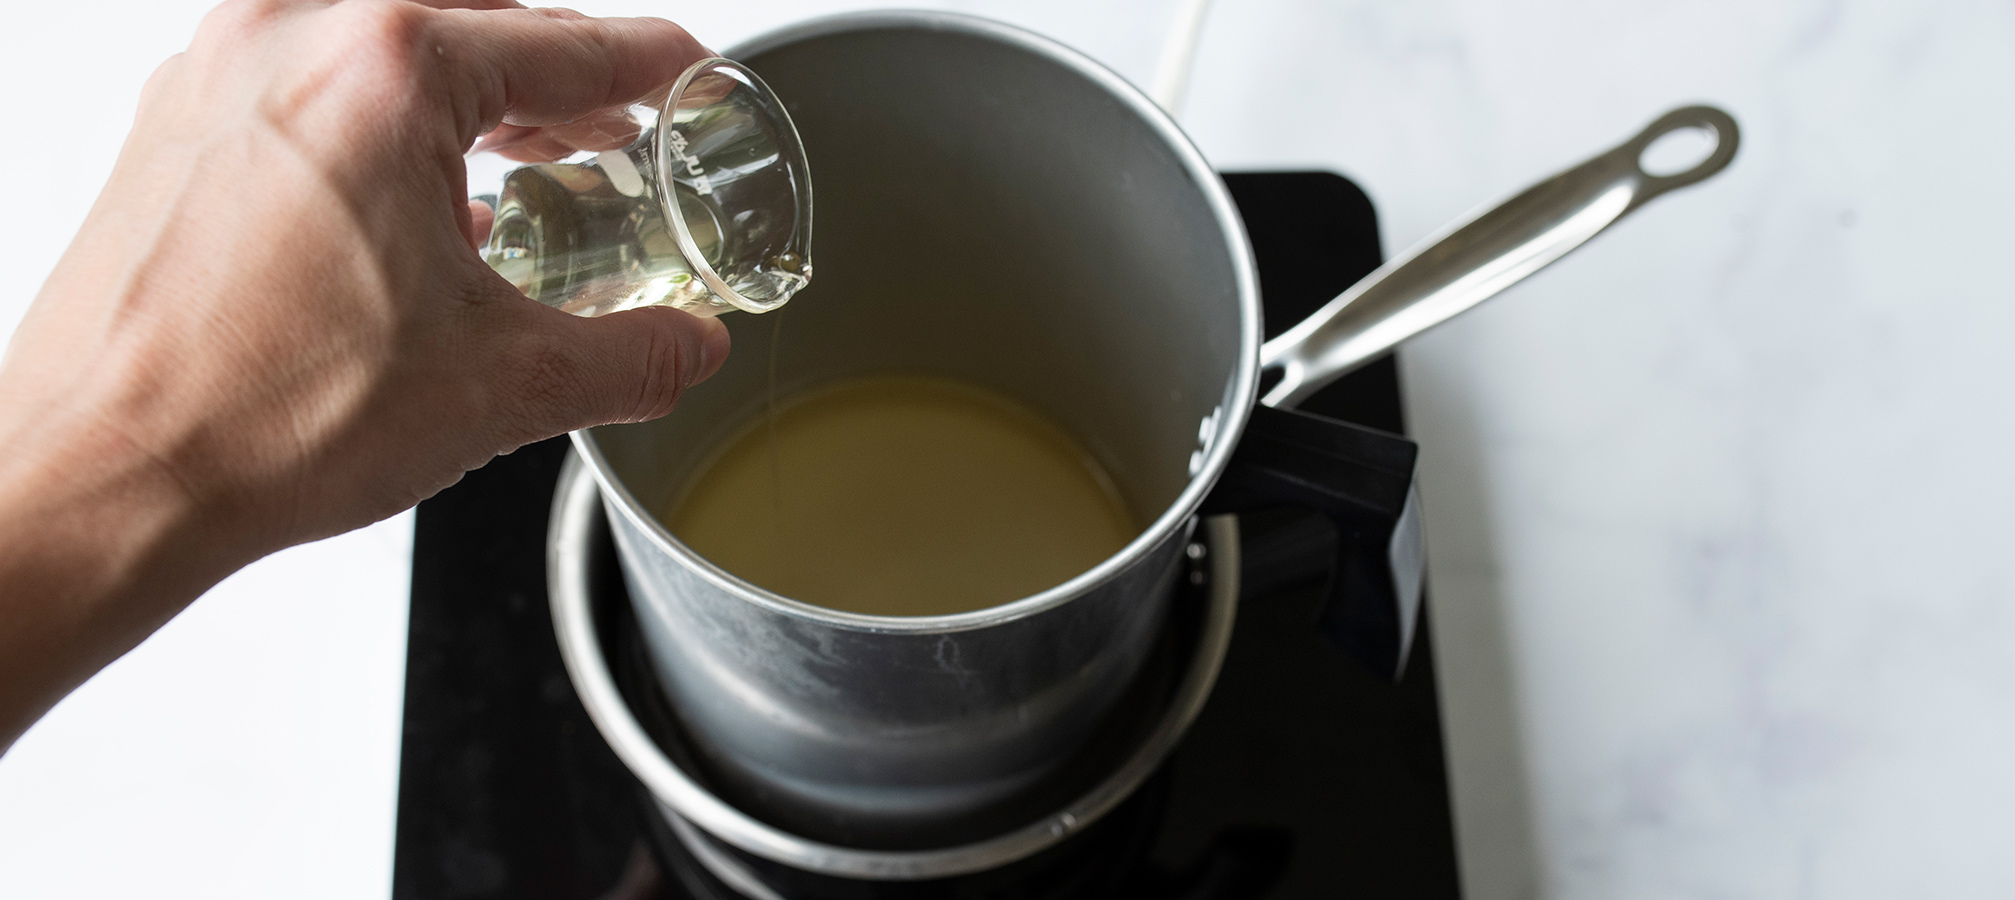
[569, 9, 1737, 853]
[548, 455, 1243, 880]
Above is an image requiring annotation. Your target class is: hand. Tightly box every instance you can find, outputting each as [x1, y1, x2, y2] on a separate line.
[0, 0, 729, 749]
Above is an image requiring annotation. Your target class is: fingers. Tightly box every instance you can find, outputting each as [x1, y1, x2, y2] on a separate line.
[433, 7, 711, 145]
[465, 199, 493, 250]
[419, 4, 724, 446]
[474, 109, 641, 161]
[469, 122, 577, 161]
[401, 0, 523, 9]
[484, 300, 731, 447]
[533, 109, 646, 153]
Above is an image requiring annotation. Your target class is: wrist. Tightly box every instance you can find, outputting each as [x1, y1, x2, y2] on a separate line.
[0, 398, 232, 751]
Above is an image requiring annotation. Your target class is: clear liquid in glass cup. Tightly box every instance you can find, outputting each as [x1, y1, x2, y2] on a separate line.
[469, 58, 812, 318]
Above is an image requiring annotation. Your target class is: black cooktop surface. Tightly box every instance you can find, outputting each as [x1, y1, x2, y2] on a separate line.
[392, 171, 1462, 899]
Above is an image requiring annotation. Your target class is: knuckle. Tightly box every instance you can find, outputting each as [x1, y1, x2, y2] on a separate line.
[195, 0, 286, 43]
[502, 342, 586, 441]
[630, 325, 688, 423]
[529, 6, 590, 22]
[534, 13, 621, 117]
[329, 0, 434, 77]
[139, 53, 187, 101]
[255, 0, 445, 140]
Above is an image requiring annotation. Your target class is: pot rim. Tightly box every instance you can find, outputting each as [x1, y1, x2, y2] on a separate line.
[548, 451, 1243, 879]
[571, 9, 1261, 635]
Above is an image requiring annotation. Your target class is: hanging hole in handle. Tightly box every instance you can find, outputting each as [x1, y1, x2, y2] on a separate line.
[1639, 125, 1719, 177]
[1626, 106, 1740, 195]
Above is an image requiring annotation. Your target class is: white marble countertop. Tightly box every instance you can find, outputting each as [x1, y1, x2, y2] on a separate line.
[3, 1, 2012, 898]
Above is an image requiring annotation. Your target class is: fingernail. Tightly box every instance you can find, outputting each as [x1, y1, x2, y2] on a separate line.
[695, 316, 731, 384]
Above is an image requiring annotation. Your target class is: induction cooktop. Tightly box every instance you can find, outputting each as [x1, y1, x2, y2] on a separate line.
[390, 171, 1462, 900]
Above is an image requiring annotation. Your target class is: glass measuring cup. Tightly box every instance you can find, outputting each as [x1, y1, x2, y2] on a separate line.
[468, 58, 812, 318]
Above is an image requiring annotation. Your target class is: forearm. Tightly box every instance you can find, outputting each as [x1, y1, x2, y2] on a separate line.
[0, 409, 230, 752]
[0, 0, 725, 751]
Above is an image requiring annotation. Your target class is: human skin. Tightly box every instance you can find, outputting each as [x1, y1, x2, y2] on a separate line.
[0, 0, 731, 751]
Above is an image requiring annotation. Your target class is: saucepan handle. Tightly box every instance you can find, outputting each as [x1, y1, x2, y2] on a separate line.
[1258, 104, 1740, 408]
[1214, 106, 1738, 679]
[1202, 405, 1424, 681]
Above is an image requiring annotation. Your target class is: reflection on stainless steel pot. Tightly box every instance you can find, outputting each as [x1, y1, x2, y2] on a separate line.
[562, 9, 1737, 866]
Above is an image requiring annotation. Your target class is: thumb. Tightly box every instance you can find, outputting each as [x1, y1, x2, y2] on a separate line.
[487, 303, 731, 449]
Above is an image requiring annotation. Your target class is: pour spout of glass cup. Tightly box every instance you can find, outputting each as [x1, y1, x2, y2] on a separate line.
[471, 58, 813, 319]
[1258, 105, 1740, 409]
